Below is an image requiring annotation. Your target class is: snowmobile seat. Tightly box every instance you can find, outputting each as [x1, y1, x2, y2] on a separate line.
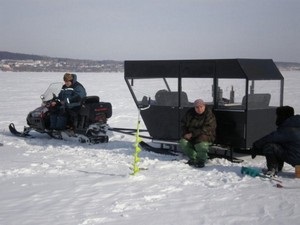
[81, 96, 99, 105]
[77, 96, 112, 129]
[66, 96, 100, 130]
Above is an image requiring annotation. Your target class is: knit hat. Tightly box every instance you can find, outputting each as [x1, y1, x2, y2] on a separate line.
[194, 99, 205, 106]
[276, 106, 294, 126]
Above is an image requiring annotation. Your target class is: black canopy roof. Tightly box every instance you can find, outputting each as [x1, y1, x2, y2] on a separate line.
[124, 59, 283, 80]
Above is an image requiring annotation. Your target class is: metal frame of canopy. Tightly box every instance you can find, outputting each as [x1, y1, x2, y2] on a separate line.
[124, 59, 284, 153]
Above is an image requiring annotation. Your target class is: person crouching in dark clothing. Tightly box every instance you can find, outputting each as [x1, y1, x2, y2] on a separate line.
[179, 99, 217, 168]
[251, 106, 300, 177]
[50, 73, 87, 130]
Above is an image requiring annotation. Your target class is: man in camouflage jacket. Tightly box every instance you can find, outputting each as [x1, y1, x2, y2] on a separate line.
[180, 99, 217, 168]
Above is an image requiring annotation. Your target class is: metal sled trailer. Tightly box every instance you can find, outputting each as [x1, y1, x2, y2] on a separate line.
[124, 59, 284, 151]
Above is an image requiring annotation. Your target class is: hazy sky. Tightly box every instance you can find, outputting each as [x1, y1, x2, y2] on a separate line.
[1, 0, 300, 62]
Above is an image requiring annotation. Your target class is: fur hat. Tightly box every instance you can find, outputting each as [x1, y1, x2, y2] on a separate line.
[194, 99, 205, 106]
[276, 106, 294, 126]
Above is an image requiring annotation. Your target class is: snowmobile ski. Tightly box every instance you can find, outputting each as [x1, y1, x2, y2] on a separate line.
[9, 123, 32, 138]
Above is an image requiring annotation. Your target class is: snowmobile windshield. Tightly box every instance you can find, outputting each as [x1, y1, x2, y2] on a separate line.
[40, 82, 63, 102]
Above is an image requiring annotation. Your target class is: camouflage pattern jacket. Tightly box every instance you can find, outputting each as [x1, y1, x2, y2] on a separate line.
[181, 107, 217, 144]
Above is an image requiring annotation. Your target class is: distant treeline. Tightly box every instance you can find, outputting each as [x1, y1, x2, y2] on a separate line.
[0, 51, 50, 61]
[1, 51, 300, 72]
[0, 51, 123, 72]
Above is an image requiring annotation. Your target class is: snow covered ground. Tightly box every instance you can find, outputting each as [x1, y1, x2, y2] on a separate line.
[1, 70, 300, 225]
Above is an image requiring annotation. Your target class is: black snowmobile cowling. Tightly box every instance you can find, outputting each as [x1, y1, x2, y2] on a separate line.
[124, 59, 284, 150]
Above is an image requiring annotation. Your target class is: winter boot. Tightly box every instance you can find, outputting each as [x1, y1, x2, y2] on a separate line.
[265, 168, 278, 177]
[265, 153, 279, 177]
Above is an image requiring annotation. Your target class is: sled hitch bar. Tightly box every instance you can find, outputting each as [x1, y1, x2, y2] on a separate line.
[108, 127, 152, 139]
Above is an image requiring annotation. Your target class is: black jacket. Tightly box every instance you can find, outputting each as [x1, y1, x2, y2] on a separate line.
[58, 74, 87, 108]
[253, 115, 300, 166]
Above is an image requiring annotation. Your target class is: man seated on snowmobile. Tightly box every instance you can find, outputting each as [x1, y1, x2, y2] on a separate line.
[179, 99, 217, 168]
[251, 106, 300, 177]
[49, 73, 87, 130]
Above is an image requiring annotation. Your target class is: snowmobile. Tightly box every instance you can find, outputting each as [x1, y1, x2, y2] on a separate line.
[9, 82, 112, 144]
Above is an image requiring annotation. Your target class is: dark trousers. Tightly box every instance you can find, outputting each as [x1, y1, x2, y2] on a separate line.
[49, 105, 67, 130]
[258, 143, 285, 172]
[50, 107, 80, 130]
[50, 114, 67, 130]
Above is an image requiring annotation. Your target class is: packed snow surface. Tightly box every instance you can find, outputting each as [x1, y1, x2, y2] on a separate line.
[1, 71, 300, 225]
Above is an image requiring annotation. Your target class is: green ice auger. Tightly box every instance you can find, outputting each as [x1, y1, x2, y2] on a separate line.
[131, 109, 142, 175]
